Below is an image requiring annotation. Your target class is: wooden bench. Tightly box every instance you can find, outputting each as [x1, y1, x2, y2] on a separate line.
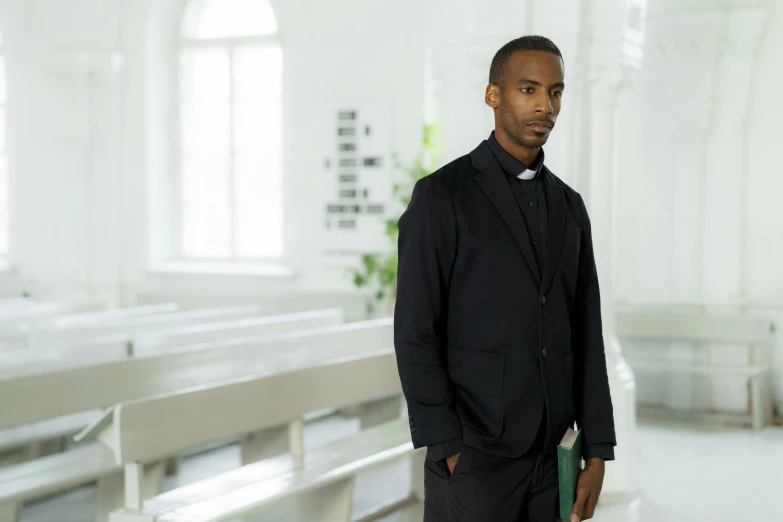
[24, 305, 264, 348]
[130, 308, 343, 355]
[0, 304, 177, 352]
[0, 443, 116, 521]
[73, 348, 402, 522]
[109, 418, 422, 522]
[0, 310, 343, 460]
[0, 411, 101, 461]
[0, 317, 391, 430]
[0, 320, 396, 521]
[36, 303, 179, 330]
[616, 309, 776, 429]
[0, 301, 101, 325]
[0, 347, 402, 522]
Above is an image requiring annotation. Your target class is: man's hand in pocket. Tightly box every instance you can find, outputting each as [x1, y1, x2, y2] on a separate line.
[446, 452, 461, 475]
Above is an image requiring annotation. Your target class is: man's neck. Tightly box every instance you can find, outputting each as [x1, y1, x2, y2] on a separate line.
[494, 128, 540, 167]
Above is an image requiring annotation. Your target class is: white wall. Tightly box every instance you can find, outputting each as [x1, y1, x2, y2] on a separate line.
[0, 0, 437, 309]
[615, 0, 783, 413]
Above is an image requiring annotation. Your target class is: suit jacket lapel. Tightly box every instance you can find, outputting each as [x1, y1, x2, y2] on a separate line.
[471, 142, 541, 286]
[541, 166, 566, 296]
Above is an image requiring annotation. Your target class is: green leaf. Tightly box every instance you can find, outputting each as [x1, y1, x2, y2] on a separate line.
[361, 254, 378, 274]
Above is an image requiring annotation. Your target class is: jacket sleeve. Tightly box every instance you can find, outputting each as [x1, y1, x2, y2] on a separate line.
[394, 174, 463, 453]
[572, 194, 617, 460]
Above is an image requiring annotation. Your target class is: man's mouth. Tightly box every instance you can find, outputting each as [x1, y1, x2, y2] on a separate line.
[527, 121, 554, 133]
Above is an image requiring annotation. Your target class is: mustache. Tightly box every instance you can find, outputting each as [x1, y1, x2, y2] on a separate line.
[524, 118, 555, 128]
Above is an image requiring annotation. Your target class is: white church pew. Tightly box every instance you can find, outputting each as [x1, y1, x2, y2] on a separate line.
[0, 304, 176, 351]
[0, 301, 102, 324]
[109, 419, 423, 522]
[24, 305, 263, 348]
[34, 303, 179, 330]
[0, 443, 117, 522]
[0, 299, 35, 309]
[130, 307, 343, 355]
[0, 344, 400, 522]
[0, 318, 393, 431]
[616, 310, 776, 429]
[0, 336, 131, 378]
[0, 311, 348, 460]
[0, 308, 343, 373]
[0, 411, 102, 458]
[75, 348, 402, 522]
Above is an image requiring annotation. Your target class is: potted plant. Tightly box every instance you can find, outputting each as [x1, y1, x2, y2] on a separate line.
[350, 121, 443, 317]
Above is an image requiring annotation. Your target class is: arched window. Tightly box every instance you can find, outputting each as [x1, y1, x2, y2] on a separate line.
[177, 0, 283, 259]
[0, 30, 7, 256]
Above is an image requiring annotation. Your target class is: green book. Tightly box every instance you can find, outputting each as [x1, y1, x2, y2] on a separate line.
[557, 427, 583, 521]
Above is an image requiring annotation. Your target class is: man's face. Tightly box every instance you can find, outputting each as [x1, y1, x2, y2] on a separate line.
[487, 51, 565, 149]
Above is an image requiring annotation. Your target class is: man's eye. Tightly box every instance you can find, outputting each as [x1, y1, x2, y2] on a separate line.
[551, 91, 563, 98]
[520, 87, 534, 93]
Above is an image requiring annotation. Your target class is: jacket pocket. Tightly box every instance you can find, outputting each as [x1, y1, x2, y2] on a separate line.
[447, 346, 505, 437]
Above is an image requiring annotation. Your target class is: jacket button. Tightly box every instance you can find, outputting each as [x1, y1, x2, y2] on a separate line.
[541, 295, 547, 305]
[542, 347, 548, 357]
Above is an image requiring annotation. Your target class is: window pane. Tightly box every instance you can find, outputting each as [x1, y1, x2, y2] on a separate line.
[234, 153, 283, 258]
[181, 100, 230, 153]
[181, 153, 229, 205]
[182, 203, 231, 258]
[233, 97, 281, 152]
[182, 0, 277, 40]
[180, 49, 230, 101]
[234, 45, 282, 97]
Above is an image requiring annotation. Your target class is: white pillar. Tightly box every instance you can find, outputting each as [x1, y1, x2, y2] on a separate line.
[580, 0, 647, 502]
[585, 68, 639, 500]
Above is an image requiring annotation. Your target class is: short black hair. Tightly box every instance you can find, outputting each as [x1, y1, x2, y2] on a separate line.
[488, 35, 563, 86]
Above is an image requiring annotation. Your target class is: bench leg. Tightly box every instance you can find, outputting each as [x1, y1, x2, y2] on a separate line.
[164, 456, 181, 476]
[749, 373, 770, 430]
[96, 463, 167, 522]
[410, 448, 426, 501]
[0, 503, 20, 522]
[240, 424, 289, 465]
[25, 437, 65, 459]
[97, 472, 124, 522]
[358, 395, 404, 430]
[295, 477, 355, 522]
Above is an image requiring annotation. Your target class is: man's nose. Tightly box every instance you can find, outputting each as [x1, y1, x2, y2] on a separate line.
[535, 94, 554, 115]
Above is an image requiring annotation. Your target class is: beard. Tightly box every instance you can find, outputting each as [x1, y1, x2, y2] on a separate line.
[499, 110, 551, 148]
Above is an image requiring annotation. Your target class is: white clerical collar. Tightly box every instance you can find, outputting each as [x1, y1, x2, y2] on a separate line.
[517, 168, 537, 181]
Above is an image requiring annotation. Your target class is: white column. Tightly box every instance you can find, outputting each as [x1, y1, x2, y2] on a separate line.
[580, 0, 647, 501]
[584, 68, 638, 501]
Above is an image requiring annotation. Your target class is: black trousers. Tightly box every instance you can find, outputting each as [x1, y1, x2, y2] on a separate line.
[422, 443, 559, 522]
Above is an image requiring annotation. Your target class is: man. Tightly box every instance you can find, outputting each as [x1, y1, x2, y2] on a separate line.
[394, 36, 616, 522]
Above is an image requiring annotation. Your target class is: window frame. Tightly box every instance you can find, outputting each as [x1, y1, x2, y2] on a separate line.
[173, 2, 284, 263]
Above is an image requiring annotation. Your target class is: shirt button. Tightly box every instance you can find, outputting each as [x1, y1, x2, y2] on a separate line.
[542, 347, 548, 357]
[529, 201, 534, 207]
[533, 241, 537, 246]
[541, 295, 547, 305]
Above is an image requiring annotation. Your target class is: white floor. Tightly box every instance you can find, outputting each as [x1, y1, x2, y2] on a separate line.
[17, 416, 783, 522]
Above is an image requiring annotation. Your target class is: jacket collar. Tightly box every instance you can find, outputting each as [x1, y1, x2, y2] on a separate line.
[470, 140, 567, 294]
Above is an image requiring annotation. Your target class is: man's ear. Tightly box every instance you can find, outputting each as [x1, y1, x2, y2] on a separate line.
[485, 84, 501, 109]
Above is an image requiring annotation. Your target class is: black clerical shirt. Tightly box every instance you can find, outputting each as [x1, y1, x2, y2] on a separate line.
[486, 131, 549, 274]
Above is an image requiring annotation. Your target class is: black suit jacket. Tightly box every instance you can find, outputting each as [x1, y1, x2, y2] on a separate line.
[393, 140, 617, 461]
